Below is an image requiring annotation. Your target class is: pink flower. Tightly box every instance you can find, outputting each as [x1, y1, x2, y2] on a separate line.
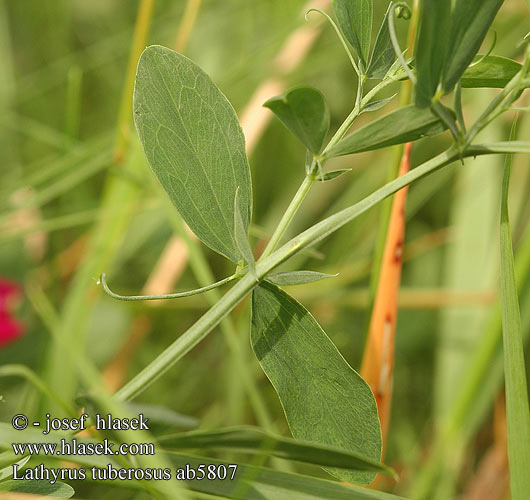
[0, 278, 25, 347]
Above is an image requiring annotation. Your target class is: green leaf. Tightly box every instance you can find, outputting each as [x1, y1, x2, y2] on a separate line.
[168, 452, 408, 500]
[366, 4, 395, 79]
[324, 105, 447, 158]
[362, 94, 397, 113]
[251, 282, 381, 484]
[0, 454, 29, 481]
[461, 55, 523, 88]
[414, 0, 451, 107]
[442, 0, 504, 93]
[264, 86, 330, 154]
[331, 0, 372, 67]
[499, 124, 530, 500]
[267, 270, 337, 286]
[316, 169, 352, 181]
[134, 45, 252, 263]
[160, 425, 393, 476]
[0, 480, 74, 498]
[234, 187, 256, 277]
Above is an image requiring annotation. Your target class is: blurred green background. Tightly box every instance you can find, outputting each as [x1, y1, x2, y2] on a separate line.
[1, 1, 529, 498]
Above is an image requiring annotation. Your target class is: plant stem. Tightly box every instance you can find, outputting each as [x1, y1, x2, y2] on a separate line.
[114, 139, 527, 402]
[168, 211, 274, 430]
[116, 145, 462, 401]
[259, 174, 315, 259]
[259, 71, 398, 261]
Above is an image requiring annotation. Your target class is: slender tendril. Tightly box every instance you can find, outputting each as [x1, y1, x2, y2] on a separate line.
[99, 272, 237, 301]
[306, 9, 361, 79]
[468, 31, 497, 68]
[388, 2, 416, 85]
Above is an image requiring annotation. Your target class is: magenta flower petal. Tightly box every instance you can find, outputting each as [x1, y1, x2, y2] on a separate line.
[0, 277, 25, 347]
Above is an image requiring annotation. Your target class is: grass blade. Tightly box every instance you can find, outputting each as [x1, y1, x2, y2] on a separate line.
[168, 452, 408, 500]
[160, 425, 394, 475]
[499, 121, 530, 500]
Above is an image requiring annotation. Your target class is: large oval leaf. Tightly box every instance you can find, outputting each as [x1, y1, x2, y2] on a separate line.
[134, 45, 252, 262]
[442, 0, 504, 93]
[331, 0, 372, 67]
[414, 0, 451, 107]
[264, 86, 330, 154]
[251, 282, 381, 484]
[324, 105, 447, 158]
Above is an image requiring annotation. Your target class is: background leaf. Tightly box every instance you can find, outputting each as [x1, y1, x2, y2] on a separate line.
[443, 0, 504, 92]
[160, 425, 393, 475]
[324, 105, 447, 158]
[124, 402, 199, 432]
[169, 452, 408, 500]
[264, 86, 330, 154]
[0, 480, 74, 498]
[331, 0, 373, 68]
[461, 55, 523, 88]
[251, 282, 382, 484]
[134, 45, 252, 263]
[367, 4, 396, 80]
[414, 0, 451, 107]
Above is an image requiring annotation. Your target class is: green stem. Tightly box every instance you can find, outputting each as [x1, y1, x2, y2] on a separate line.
[114, 140, 527, 402]
[115, 145, 460, 402]
[259, 174, 315, 260]
[100, 272, 237, 301]
[259, 73, 393, 260]
[259, 71, 377, 261]
[168, 212, 274, 431]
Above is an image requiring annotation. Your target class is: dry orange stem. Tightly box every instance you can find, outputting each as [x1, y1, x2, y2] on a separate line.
[361, 141, 413, 448]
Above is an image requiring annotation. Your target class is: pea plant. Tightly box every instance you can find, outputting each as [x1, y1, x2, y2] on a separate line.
[102, 0, 530, 495]
[3, 1, 529, 499]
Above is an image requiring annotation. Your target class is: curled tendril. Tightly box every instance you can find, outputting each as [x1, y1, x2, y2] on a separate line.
[388, 2, 416, 85]
[396, 4, 412, 20]
[99, 272, 237, 301]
